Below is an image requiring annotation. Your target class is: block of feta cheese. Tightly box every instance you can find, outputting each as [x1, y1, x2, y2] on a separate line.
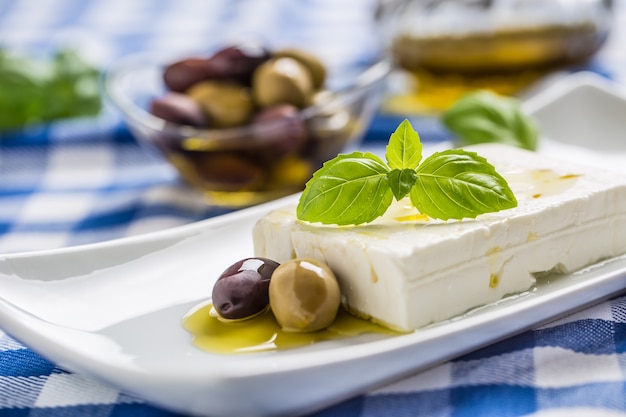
[253, 144, 626, 331]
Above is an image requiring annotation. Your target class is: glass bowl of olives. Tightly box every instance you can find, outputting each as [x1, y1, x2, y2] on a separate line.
[105, 43, 391, 207]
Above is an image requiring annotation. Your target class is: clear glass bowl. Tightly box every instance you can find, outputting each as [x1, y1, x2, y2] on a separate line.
[105, 53, 391, 208]
[385, 0, 614, 114]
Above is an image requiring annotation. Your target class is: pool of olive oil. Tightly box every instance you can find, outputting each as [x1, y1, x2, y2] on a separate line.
[183, 303, 401, 354]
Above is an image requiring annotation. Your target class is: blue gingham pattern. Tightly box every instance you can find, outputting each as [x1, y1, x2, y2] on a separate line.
[0, 121, 231, 253]
[1, 1, 626, 416]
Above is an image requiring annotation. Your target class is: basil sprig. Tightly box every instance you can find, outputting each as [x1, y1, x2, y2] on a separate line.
[0, 48, 101, 131]
[297, 119, 517, 225]
[442, 90, 538, 151]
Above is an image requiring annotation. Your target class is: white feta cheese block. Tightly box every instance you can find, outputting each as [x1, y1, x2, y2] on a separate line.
[253, 144, 626, 331]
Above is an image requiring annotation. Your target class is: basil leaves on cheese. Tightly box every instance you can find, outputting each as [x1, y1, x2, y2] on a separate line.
[297, 119, 517, 225]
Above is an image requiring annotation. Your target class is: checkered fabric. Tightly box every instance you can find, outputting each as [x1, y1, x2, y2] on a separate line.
[1, 1, 626, 416]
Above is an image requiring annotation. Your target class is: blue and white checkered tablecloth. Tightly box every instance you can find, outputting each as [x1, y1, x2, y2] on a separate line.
[2, 1, 626, 416]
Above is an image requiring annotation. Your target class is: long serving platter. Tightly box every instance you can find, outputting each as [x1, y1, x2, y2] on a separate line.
[0, 71, 626, 416]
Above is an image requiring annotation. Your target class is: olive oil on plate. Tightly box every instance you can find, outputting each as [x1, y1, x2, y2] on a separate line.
[183, 303, 401, 354]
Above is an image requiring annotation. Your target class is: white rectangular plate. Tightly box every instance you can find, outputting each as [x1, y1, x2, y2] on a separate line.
[1, 71, 626, 417]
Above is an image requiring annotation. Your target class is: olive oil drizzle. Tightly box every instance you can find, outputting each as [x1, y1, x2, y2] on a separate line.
[183, 303, 401, 354]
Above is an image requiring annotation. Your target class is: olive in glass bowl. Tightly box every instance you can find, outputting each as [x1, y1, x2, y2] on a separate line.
[104, 43, 391, 207]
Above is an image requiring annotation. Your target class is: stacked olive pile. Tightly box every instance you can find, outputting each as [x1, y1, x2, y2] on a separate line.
[149, 43, 357, 199]
[212, 257, 341, 332]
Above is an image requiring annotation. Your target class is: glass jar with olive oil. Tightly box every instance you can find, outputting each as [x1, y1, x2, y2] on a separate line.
[384, 0, 614, 115]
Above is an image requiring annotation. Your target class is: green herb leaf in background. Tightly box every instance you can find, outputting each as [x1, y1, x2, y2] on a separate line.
[297, 119, 518, 225]
[0, 48, 101, 131]
[441, 90, 538, 151]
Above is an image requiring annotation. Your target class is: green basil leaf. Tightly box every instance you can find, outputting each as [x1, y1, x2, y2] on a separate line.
[410, 149, 518, 220]
[45, 48, 101, 119]
[442, 90, 538, 151]
[386, 118, 423, 170]
[0, 52, 49, 129]
[386, 168, 418, 200]
[0, 48, 101, 131]
[297, 151, 393, 225]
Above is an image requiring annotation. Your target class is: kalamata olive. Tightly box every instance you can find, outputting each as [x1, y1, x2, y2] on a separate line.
[212, 257, 280, 320]
[149, 92, 207, 127]
[252, 57, 314, 109]
[275, 48, 326, 90]
[187, 80, 254, 128]
[252, 104, 306, 154]
[269, 258, 341, 332]
[206, 43, 271, 85]
[163, 57, 212, 93]
[189, 151, 265, 190]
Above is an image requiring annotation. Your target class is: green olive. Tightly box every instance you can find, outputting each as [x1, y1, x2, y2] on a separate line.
[274, 48, 326, 90]
[252, 57, 314, 109]
[187, 80, 254, 128]
[269, 258, 340, 332]
[305, 91, 357, 163]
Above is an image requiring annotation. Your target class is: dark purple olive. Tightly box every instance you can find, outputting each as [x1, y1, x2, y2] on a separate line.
[149, 92, 207, 127]
[212, 257, 280, 320]
[163, 58, 212, 93]
[252, 104, 306, 154]
[190, 151, 265, 190]
[206, 43, 271, 85]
